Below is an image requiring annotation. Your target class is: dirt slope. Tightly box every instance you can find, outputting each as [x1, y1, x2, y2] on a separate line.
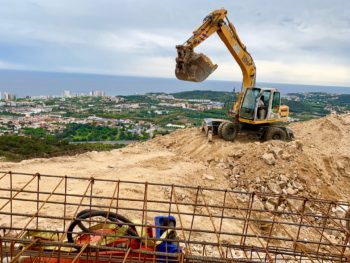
[1, 113, 350, 202]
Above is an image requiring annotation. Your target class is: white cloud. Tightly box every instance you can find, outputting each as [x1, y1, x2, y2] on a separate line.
[0, 60, 27, 70]
[0, 0, 349, 86]
[113, 56, 176, 78]
[96, 30, 178, 53]
[212, 60, 350, 86]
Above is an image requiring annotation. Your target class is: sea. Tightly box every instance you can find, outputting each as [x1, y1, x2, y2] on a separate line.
[0, 69, 349, 97]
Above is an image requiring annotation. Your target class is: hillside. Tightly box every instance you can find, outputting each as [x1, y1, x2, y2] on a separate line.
[1, 113, 350, 203]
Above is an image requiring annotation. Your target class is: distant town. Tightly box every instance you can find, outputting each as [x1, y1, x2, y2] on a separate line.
[0, 89, 349, 161]
[0, 90, 349, 139]
[0, 90, 226, 139]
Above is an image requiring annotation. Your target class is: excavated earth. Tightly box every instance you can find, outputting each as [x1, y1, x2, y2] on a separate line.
[1, 113, 350, 202]
[1, 113, 350, 260]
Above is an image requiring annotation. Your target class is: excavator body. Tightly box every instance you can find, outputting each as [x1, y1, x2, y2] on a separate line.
[175, 9, 293, 141]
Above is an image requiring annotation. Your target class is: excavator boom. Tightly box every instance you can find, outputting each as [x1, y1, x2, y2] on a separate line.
[175, 9, 256, 91]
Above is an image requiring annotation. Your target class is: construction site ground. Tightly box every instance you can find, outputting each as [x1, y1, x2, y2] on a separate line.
[1, 113, 350, 262]
[1, 113, 350, 203]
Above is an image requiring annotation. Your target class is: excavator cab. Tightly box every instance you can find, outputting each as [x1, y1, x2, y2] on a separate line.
[239, 87, 286, 122]
[175, 45, 218, 82]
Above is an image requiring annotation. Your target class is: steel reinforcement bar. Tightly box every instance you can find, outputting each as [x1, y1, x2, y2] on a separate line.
[0, 171, 349, 263]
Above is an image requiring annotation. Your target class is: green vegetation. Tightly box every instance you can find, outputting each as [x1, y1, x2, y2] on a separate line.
[172, 90, 234, 102]
[281, 99, 329, 115]
[56, 123, 148, 141]
[22, 128, 51, 138]
[0, 135, 123, 162]
[329, 94, 350, 107]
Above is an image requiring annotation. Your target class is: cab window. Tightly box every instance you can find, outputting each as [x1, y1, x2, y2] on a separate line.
[240, 88, 260, 120]
[261, 91, 271, 106]
[272, 92, 280, 110]
[241, 88, 260, 109]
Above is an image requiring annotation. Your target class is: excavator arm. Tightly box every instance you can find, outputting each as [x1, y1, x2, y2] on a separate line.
[175, 9, 256, 113]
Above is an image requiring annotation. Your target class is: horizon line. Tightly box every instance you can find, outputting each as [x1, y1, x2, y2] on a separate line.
[0, 68, 349, 89]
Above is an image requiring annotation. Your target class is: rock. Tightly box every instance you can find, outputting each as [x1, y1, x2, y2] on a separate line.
[224, 169, 231, 177]
[277, 203, 286, 212]
[282, 152, 292, 161]
[232, 166, 240, 175]
[206, 157, 214, 163]
[278, 181, 287, 189]
[336, 160, 345, 170]
[286, 187, 298, 195]
[107, 165, 114, 168]
[295, 140, 303, 150]
[278, 174, 289, 183]
[267, 182, 281, 194]
[270, 147, 283, 157]
[288, 199, 303, 212]
[229, 175, 237, 182]
[262, 153, 276, 165]
[230, 181, 238, 188]
[202, 174, 215, 181]
[216, 162, 226, 169]
[233, 150, 244, 159]
[292, 181, 304, 191]
[332, 205, 349, 218]
[264, 202, 275, 211]
[227, 158, 235, 167]
[234, 251, 244, 258]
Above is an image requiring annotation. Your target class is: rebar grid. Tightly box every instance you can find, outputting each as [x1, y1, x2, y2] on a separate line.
[0, 171, 349, 263]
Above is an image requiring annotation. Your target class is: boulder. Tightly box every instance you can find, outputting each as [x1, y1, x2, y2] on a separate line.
[262, 153, 276, 165]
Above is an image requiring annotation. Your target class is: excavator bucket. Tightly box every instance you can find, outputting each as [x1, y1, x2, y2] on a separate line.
[175, 45, 218, 82]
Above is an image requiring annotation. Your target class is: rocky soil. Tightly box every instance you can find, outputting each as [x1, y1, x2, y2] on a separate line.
[1, 113, 350, 202]
[1, 114, 350, 260]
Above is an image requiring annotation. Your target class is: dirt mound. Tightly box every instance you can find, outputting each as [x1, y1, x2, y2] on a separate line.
[1, 113, 350, 203]
[148, 113, 350, 202]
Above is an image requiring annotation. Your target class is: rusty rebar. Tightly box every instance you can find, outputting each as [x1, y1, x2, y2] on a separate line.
[0, 171, 350, 263]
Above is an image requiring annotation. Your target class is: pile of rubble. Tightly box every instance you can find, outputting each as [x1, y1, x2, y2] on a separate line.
[152, 113, 350, 203]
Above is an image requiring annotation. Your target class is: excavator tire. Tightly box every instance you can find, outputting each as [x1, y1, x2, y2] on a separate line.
[221, 122, 238, 141]
[218, 122, 227, 138]
[264, 127, 287, 141]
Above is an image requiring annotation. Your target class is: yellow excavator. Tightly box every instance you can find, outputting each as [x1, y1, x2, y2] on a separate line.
[175, 9, 293, 141]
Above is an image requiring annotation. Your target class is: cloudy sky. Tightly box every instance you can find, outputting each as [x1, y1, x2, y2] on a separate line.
[0, 0, 350, 86]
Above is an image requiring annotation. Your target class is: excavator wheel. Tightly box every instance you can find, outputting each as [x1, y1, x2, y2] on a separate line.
[264, 127, 287, 141]
[221, 122, 238, 141]
[217, 122, 227, 138]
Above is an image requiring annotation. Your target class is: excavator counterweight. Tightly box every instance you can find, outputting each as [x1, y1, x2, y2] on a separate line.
[175, 45, 217, 82]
